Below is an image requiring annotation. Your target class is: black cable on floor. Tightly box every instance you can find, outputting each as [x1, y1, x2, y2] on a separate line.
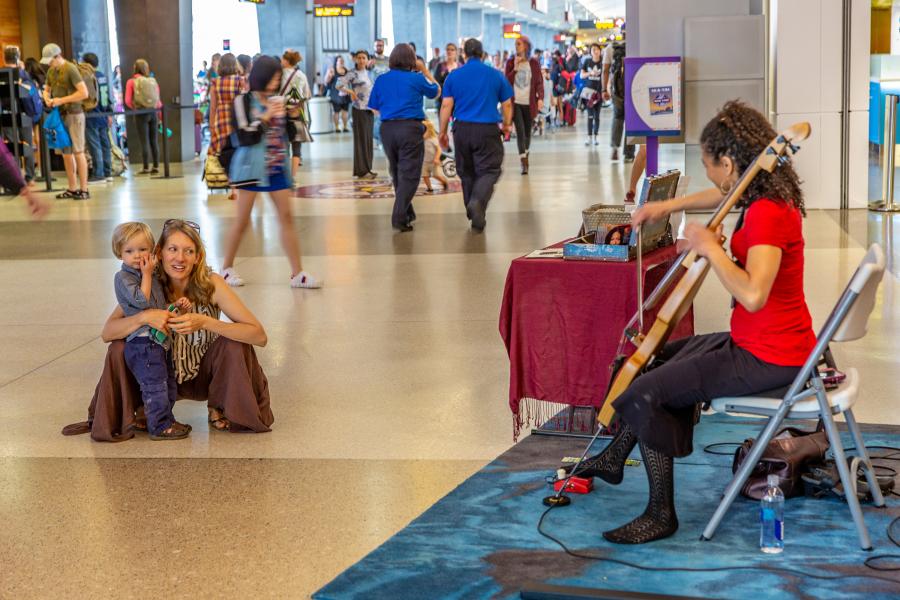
[536, 503, 900, 585]
[539, 444, 900, 583]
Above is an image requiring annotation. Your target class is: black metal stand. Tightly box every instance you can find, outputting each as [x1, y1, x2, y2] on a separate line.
[150, 104, 180, 180]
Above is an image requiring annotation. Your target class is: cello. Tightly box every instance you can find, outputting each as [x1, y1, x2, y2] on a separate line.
[596, 122, 811, 427]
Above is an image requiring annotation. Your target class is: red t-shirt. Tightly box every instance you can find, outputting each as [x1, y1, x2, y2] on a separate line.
[729, 198, 816, 366]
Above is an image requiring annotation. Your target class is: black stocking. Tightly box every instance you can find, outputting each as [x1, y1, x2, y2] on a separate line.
[602, 440, 678, 544]
[564, 422, 637, 485]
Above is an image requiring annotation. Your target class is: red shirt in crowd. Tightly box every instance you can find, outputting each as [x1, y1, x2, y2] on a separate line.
[729, 198, 816, 366]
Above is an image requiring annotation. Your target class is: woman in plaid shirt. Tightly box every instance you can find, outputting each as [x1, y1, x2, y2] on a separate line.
[208, 54, 243, 156]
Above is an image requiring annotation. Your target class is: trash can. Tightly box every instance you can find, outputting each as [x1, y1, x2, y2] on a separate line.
[308, 97, 332, 135]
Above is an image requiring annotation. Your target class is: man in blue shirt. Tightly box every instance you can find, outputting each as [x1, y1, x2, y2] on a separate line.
[368, 43, 440, 231]
[438, 38, 513, 232]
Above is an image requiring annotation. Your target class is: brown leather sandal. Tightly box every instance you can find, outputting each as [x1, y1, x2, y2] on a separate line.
[208, 408, 231, 432]
[150, 422, 191, 441]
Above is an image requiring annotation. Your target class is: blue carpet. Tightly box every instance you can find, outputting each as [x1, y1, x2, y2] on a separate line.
[315, 414, 900, 599]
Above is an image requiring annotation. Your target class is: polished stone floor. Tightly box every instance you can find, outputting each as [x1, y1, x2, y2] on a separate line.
[1, 112, 899, 598]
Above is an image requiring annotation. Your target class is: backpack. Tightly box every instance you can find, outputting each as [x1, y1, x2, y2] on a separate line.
[17, 72, 43, 119]
[77, 62, 99, 111]
[108, 128, 127, 176]
[134, 76, 160, 109]
[611, 43, 626, 99]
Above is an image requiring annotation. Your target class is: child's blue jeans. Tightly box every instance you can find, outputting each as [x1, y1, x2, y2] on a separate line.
[124, 337, 177, 435]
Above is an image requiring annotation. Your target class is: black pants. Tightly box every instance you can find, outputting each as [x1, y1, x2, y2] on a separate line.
[351, 107, 374, 177]
[381, 119, 424, 228]
[134, 112, 159, 169]
[512, 103, 533, 156]
[453, 121, 503, 227]
[2, 125, 35, 182]
[611, 95, 635, 158]
[586, 101, 601, 136]
[613, 332, 801, 458]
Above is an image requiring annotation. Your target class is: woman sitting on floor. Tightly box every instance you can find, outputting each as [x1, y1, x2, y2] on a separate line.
[566, 100, 815, 544]
[64, 219, 273, 441]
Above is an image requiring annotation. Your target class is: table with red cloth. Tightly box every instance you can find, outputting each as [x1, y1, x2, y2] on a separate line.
[499, 244, 695, 439]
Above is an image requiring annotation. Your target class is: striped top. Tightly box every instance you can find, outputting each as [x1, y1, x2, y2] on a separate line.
[172, 303, 220, 383]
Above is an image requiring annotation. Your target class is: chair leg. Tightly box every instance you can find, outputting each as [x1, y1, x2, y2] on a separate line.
[701, 406, 790, 542]
[818, 400, 874, 550]
[845, 409, 886, 508]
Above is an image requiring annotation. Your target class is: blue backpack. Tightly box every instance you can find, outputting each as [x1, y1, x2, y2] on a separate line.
[43, 108, 72, 150]
[17, 72, 43, 119]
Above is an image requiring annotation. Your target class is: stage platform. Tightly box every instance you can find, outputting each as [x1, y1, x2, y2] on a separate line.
[314, 414, 900, 599]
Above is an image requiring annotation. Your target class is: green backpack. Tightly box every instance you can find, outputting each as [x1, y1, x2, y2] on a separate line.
[134, 76, 160, 109]
[76, 62, 99, 111]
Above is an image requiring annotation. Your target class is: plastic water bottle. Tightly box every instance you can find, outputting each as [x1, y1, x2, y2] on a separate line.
[760, 474, 784, 553]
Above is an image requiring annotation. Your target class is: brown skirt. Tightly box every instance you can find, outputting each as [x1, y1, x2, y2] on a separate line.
[63, 337, 274, 442]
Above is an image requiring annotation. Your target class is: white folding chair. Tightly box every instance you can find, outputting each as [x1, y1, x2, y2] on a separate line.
[700, 244, 888, 550]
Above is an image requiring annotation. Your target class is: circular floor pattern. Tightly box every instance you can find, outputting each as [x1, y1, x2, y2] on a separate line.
[294, 177, 461, 199]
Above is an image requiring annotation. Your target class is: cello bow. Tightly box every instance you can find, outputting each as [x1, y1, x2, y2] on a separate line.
[597, 122, 811, 427]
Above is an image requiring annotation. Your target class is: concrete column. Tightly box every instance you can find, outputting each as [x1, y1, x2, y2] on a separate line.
[482, 13, 502, 55]
[348, 0, 376, 54]
[460, 8, 483, 42]
[393, 0, 427, 57]
[501, 17, 518, 54]
[429, 2, 459, 51]
[113, 0, 194, 162]
[69, 0, 114, 81]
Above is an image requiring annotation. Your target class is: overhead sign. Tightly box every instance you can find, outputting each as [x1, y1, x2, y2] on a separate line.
[503, 23, 522, 39]
[239, 0, 266, 4]
[315, 5, 353, 16]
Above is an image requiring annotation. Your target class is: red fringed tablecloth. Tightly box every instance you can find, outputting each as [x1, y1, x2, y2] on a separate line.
[499, 245, 695, 439]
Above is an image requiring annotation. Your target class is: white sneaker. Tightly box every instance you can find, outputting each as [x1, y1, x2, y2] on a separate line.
[593, 136, 600, 146]
[585, 138, 592, 146]
[290, 271, 323, 289]
[222, 267, 245, 287]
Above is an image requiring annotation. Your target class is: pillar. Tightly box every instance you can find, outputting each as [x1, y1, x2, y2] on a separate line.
[347, 0, 376, 55]
[70, 0, 114, 80]
[482, 13, 502, 55]
[429, 1, 459, 51]
[113, 0, 194, 162]
[460, 8, 483, 42]
[393, 0, 427, 57]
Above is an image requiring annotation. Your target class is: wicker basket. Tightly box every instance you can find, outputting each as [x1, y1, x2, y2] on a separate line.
[581, 204, 631, 235]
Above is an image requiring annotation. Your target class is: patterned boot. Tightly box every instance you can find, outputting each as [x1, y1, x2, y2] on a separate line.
[563, 422, 637, 485]
[602, 441, 679, 544]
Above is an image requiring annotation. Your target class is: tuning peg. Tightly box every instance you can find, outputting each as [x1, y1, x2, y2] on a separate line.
[789, 143, 800, 154]
[776, 135, 786, 143]
[777, 155, 790, 165]
[766, 147, 776, 155]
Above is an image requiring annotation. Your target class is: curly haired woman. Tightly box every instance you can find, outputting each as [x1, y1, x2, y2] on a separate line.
[565, 100, 815, 544]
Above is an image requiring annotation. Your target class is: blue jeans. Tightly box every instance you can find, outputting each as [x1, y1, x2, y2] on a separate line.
[373, 114, 382, 144]
[85, 123, 112, 177]
[124, 337, 177, 435]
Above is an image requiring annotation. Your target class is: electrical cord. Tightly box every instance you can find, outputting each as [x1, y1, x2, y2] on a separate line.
[539, 443, 900, 583]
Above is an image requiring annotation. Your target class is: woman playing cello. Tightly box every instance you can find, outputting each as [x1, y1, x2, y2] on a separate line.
[568, 101, 816, 544]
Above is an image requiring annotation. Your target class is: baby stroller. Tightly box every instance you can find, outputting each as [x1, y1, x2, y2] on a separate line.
[440, 150, 457, 178]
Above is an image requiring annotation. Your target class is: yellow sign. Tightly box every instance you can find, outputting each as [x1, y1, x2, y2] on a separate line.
[315, 5, 353, 16]
[594, 19, 615, 29]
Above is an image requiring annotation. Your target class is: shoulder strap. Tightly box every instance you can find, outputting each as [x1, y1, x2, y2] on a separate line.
[279, 68, 298, 96]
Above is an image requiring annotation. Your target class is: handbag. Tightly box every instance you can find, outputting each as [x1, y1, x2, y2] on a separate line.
[202, 153, 230, 189]
[288, 117, 314, 143]
[732, 426, 829, 500]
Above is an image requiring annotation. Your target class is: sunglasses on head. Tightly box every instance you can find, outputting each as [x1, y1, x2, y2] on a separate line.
[163, 219, 200, 233]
